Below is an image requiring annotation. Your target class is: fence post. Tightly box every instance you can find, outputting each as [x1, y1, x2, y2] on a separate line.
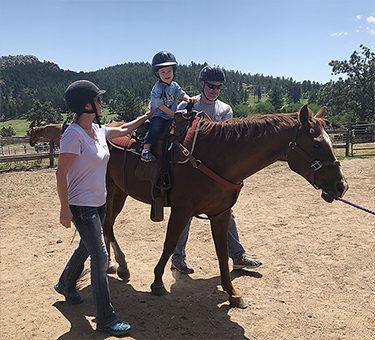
[49, 141, 55, 167]
[345, 126, 351, 157]
[345, 125, 354, 157]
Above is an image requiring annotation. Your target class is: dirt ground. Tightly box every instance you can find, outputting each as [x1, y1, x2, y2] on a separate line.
[1, 158, 374, 340]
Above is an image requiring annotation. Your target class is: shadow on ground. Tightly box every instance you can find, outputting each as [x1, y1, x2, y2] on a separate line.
[53, 269, 262, 339]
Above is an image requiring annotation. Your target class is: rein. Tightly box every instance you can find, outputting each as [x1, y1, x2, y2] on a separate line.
[173, 140, 243, 191]
[173, 139, 243, 220]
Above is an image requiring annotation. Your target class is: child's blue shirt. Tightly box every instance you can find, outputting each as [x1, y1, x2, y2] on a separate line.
[150, 80, 185, 120]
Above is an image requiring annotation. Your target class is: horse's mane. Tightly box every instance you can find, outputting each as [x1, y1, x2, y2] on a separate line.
[199, 112, 326, 142]
[199, 113, 297, 142]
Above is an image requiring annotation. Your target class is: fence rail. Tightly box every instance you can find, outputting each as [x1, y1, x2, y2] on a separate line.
[0, 139, 58, 166]
[327, 123, 375, 156]
[0, 136, 30, 144]
[0, 152, 58, 163]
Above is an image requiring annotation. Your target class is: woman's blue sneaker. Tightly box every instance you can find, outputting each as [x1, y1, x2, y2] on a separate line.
[97, 320, 132, 337]
[54, 282, 83, 304]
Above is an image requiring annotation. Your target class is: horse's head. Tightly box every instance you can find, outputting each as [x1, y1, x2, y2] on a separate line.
[29, 127, 38, 146]
[286, 105, 348, 202]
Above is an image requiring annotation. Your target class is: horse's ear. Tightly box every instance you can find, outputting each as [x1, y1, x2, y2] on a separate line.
[315, 106, 326, 119]
[299, 104, 311, 126]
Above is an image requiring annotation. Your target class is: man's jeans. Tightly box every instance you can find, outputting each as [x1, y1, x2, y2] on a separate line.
[57, 204, 117, 329]
[172, 214, 245, 261]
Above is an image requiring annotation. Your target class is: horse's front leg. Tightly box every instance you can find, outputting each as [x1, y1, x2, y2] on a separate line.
[210, 210, 247, 309]
[103, 176, 130, 281]
[151, 208, 191, 296]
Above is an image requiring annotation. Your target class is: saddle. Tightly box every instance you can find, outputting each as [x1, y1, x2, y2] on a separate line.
[108, 110, 210, 221]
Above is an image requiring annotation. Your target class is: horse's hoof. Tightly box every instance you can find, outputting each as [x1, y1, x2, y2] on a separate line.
[150, 282, 168, 296]
[229, 296, 248, 309]
[117, 267, 130, 282]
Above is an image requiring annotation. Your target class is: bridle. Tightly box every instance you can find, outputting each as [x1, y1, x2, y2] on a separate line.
[287, 122, 341, 189]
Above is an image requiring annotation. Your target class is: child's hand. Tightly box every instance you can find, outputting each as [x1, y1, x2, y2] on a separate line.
[187, 96, 197, 104]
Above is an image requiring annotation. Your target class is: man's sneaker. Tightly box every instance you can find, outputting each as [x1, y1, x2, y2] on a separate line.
[97, 320, 132, 337]
[171, 256, 194, 274]
[141, 149, 156, 162]
[54, 282, 83, 304]
[233, 254, 262, 270]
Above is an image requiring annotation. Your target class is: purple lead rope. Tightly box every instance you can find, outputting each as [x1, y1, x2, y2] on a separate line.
[335, 197, 375, 216]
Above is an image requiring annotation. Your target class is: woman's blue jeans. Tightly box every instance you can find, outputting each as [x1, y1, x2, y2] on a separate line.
[57, 204, 117, 329]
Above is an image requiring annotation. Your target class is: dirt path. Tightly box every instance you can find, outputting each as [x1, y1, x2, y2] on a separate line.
[1, 158, 374, 339]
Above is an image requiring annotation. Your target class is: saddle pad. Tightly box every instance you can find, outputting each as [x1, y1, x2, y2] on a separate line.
[108, 135, 137, 151]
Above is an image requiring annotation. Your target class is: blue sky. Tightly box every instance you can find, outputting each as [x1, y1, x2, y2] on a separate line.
[1, 0, 374, 83]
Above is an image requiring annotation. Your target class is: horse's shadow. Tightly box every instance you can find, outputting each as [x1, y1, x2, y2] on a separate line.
[53, 269, 262, 339]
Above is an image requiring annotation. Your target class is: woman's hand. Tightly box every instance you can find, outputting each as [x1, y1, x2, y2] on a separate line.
[60, 207, 73, 228]
[145, 110, 153, 119]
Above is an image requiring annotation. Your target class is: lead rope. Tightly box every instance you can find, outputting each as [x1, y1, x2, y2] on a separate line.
[335, 197, 375, 216]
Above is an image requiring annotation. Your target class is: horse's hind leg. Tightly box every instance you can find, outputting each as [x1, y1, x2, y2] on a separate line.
[210, 210, 247, 309]
[151, 208, 191, 296]
[104, 178, 130, 281]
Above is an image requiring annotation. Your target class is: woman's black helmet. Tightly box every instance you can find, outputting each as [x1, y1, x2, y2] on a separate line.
[65, 80, 106, 113]
[198, 65, 226, 83]
[151, 51, 177, 75]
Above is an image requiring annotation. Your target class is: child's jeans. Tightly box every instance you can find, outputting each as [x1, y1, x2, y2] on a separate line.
[144, 116, 171, 145]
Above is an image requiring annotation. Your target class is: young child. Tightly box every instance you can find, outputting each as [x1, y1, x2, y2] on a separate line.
[141, 51, 194, 162]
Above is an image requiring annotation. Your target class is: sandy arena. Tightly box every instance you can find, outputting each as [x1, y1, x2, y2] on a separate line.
[1, 158, 374, 339]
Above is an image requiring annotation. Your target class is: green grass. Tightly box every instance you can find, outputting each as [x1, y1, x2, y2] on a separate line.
[0, 119, 30, 136]
[0, 158, 53, 172]
[0, 108, 118, 136]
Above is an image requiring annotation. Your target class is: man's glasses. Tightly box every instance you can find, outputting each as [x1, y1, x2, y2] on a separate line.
[205, 82, 223, 90]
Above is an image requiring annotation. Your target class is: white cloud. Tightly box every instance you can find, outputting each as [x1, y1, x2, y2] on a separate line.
[367, 28, 375, 35]
[367, 16, 375, 24]
[330, 32, 349, 37]
[356, 15, 362, 20]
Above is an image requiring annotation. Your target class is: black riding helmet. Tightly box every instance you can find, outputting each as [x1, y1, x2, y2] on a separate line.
[65, 80, 106, 126]
[198, 65, 226, 83]
[65, 80, 106, 113]
[152, 51, 177, 77]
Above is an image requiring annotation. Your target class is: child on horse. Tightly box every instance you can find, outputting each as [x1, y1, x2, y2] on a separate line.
[141, 51, 195, 162]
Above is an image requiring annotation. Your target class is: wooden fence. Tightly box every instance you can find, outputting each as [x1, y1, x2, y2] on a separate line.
[0, 123, 374, 166]
[0, 137, 58, 166]
[327, 123, 375, 156]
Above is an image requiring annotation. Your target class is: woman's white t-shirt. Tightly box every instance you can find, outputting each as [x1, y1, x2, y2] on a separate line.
[60, 123, 110, 207]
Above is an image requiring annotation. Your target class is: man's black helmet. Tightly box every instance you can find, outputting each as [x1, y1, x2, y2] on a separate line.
[198, 65, 226, 83]
[65, 80, 106, 113]
[151, 51, 177, 75]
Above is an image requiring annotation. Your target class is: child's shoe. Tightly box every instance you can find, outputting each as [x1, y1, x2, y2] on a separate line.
[141, 149, 156, 162]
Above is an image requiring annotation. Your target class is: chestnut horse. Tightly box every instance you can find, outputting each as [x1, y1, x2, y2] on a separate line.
[29, 123, 66, 147]
[103, 105, 348, 308]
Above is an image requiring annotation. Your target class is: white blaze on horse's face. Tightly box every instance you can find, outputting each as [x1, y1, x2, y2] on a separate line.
[322, 129, 333, 148]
